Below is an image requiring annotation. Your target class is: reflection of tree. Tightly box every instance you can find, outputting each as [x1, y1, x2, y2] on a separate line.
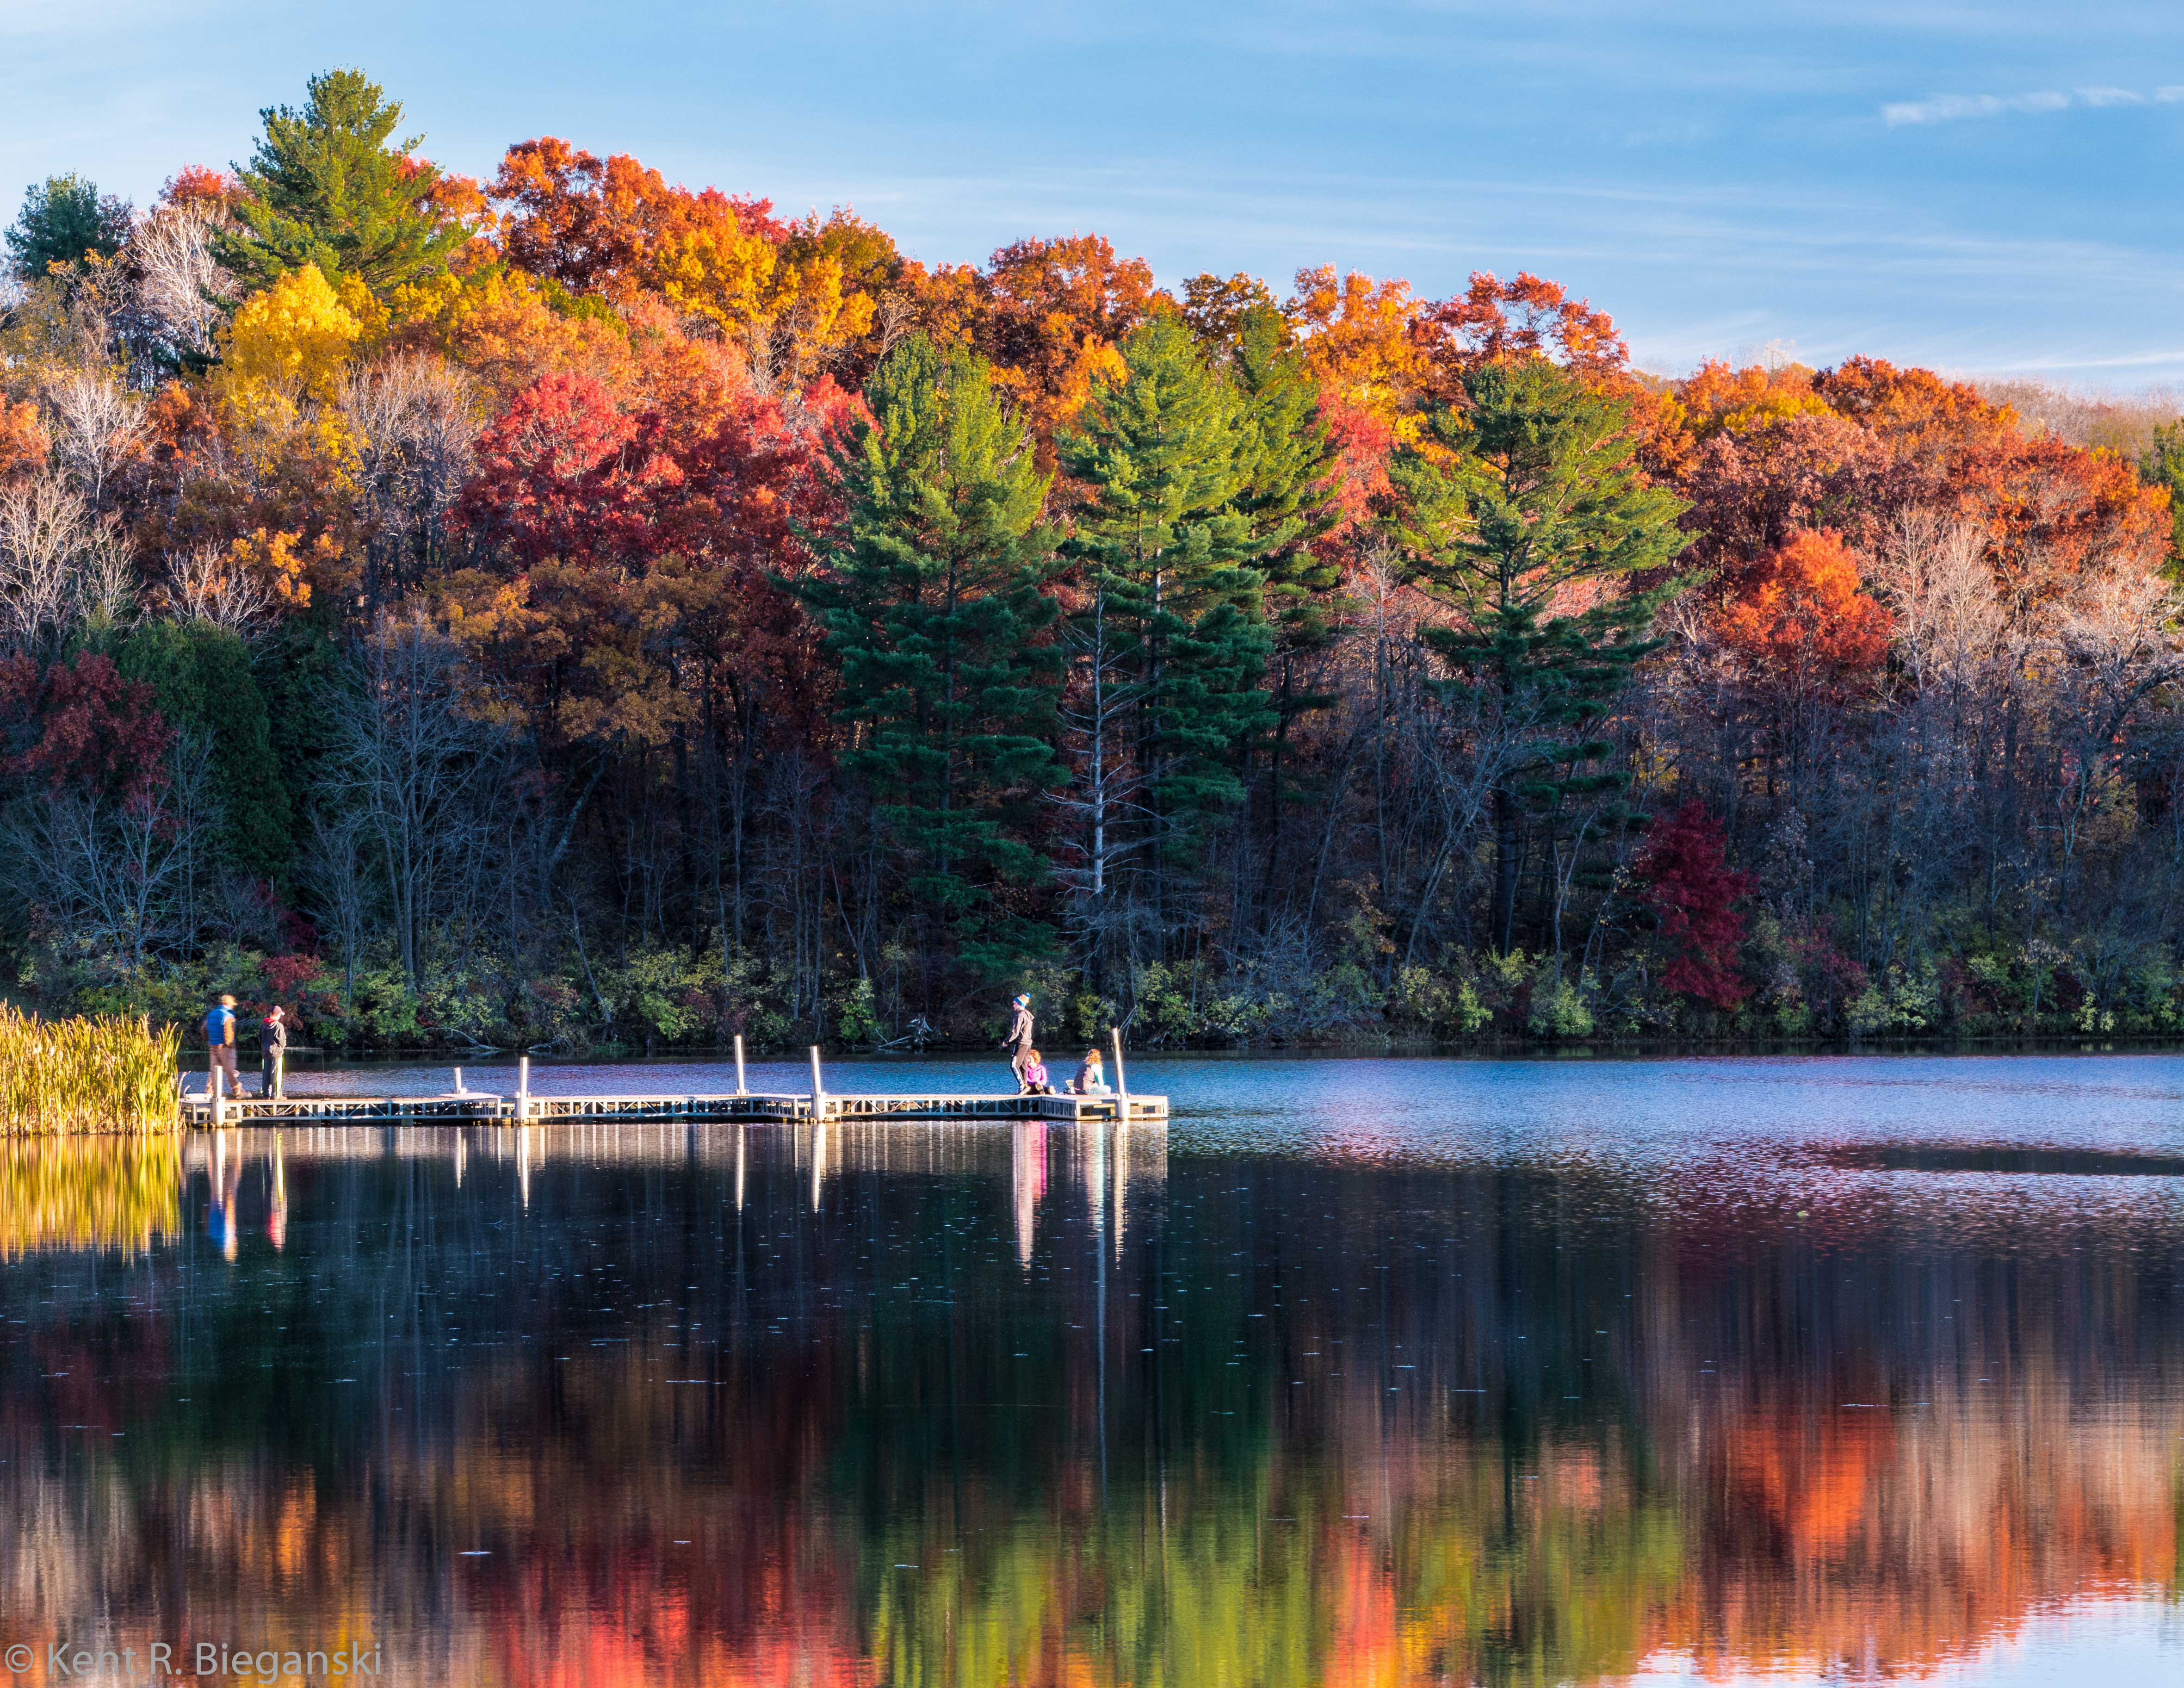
[0, 1135, 179, 1258]
[2, 1139, 2183, 1685]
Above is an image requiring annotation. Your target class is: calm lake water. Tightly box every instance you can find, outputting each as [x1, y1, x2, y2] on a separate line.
[5, 1052, 2184, 1685]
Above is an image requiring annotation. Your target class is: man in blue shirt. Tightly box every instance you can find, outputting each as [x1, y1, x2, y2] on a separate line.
[205, 993, 240, 1100]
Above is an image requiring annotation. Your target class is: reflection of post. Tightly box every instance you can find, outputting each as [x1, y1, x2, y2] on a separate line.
[735, 1123, 746, 1212]
[517, 1126, 532, 1210]
[267, 1134, 287, 1251]
[454, 1132, 465, 1189]
[1112, 1122, 1128, 1261]
[1086, 1117, 1108, 1247]
[1013, 1121, 1048, 1269]
[811, 1116, 826, 1212]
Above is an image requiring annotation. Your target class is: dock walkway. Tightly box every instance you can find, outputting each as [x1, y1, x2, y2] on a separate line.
[180, 1087, 1168, 1129]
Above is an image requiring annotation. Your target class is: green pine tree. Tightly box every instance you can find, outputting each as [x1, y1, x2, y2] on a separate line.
[2139, 420, 2184, 579]
[3, 174, 131, 282]
[1391, 358, 1689, 954]
[117, 621, 294, 881]
[1060, 312, 1288, 901]
[220, 68, 466, 296]
[801, 336, 1065, 987]
[1224, 304, 1342, 860]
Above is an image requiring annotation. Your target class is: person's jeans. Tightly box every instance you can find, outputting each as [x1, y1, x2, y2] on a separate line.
[261, 1053, 283, 1099]
[210, 1047, 240, 1096]
[1011, 1047, 1035, 1090]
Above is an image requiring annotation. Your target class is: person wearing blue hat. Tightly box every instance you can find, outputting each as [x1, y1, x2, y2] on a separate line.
[1005, 993, 1036, 1093]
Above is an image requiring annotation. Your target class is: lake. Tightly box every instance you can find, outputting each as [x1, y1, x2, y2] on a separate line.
[4, 1052, 2183, 1685]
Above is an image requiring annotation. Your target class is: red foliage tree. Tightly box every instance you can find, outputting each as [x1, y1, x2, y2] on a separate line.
[456, 371, 658, 567]
[451, 363, 858, 755]
[0, 653, 173, 807]
[1635, 801, 1754, 1009]
[1422, 270, 1628, 384]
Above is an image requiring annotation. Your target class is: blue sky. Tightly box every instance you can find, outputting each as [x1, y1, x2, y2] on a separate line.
[5, 0, 2184, 385]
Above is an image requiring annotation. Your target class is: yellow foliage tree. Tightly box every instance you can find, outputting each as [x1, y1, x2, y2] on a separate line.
[220, 263, 365, 405]
[211, 263, 369, 475]
[392, 268, 634, 409]
[648, 227, 873, 386]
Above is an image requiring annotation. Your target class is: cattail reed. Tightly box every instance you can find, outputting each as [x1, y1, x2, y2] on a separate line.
[0, 1007, 181, 1135]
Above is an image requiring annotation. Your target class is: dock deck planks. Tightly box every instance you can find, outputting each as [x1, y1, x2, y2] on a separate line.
[179, 1088, 1167, 1128]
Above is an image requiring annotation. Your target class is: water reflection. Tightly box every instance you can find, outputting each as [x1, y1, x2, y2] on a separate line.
[0, 1133, 180, 1259]
[0, 1060, 2180, 1685]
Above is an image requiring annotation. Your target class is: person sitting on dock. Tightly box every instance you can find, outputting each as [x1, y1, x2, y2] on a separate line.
[205, 993, 241, 1100]
[1006, 993, 1036, 1092]
[1072, 1049, 1110, 1096]
[1021, 1049, 1053, 1096]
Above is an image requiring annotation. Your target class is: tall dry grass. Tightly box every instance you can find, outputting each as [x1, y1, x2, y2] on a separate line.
[0, 1135, 181, 1257]
[0, 1006, 181, 1134]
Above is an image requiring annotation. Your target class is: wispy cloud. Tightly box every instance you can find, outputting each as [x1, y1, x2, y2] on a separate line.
[1884, 84, 2184, 125]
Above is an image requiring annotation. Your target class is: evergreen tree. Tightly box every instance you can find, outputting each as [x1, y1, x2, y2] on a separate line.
[1224, 304, 1341, 864]
[801, 336, 1064, 987]
[1060, 313, 1287, 910]
[1391, 358, 1689, 953]
[117, 621, 293, 881]
[2139, 420, 2184, 578]
[4, 174, 131, 281]
[220, 68, 466, 296]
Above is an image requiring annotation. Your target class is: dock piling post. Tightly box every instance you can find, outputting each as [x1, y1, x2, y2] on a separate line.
[1110, 1027, 1130, 1123]
[453, 1066, 464, 1097]
[809, 1044, 825, 1120]
[210, 1063, 224, 1128]
[517, 1056, 530, 1124]
[735, 1034, 747, 1097]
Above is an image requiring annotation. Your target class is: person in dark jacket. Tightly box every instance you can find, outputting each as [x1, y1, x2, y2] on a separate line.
[1006, 994, 1036, 1093]
[260, 1004, 288, 1098]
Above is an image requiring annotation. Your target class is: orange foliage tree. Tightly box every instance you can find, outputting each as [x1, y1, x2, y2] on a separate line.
[1712, 530, 1893, 696]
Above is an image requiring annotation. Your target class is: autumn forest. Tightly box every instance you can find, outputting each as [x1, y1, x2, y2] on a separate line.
[5, 68, 2182, 1053]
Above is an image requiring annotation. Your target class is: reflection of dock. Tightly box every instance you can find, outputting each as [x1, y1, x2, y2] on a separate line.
[181, 1116, 1162, 1252]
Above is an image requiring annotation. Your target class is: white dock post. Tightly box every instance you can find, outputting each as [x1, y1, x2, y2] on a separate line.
[1110, 1026, 1130, 1123]
[453, 1066, 464, 1097]
[734, 1034, 747, 1096]
[809, 1044, 825, 1120]
[210, 1063, 224, 1128]
[517, 1056, 530, 1123]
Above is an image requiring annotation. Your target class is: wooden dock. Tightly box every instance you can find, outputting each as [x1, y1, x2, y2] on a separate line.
[180, 1086, 1167, 1129]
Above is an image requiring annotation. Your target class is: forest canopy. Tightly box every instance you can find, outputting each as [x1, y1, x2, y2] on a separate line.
[3, 67, 2181, 1051]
